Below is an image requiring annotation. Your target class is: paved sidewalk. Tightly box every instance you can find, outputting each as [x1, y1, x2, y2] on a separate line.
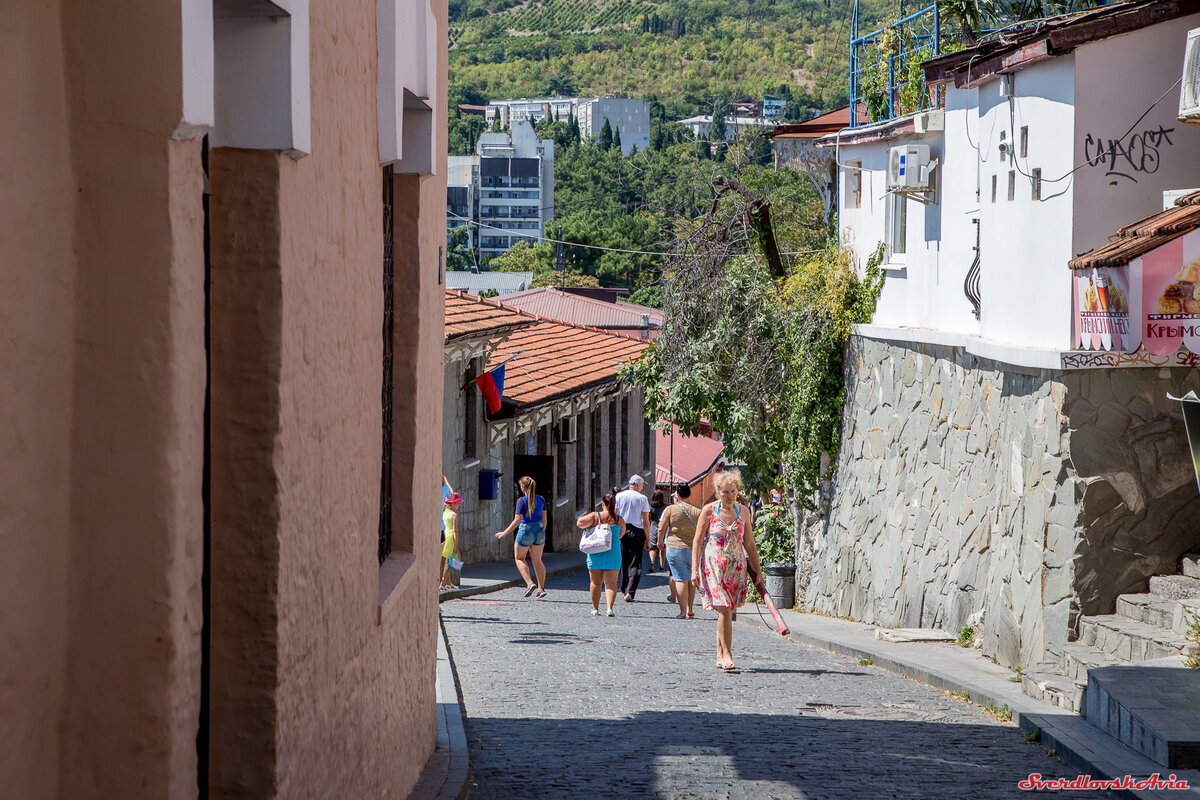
[738, 606, 1200, 800]
[406, 620, 469, 800]
[438, 549, 588, 601]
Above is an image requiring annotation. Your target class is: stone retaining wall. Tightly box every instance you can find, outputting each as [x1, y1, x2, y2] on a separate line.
[804, 335, 1199, 669]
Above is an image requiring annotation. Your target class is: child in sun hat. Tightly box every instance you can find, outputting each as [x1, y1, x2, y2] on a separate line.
[440, 492, 463, 591]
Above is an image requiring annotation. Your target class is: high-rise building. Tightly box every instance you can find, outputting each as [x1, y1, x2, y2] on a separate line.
[447, 120, 554, 260]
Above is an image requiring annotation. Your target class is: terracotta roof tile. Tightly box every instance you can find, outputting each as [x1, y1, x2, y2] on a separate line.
[444, 290, 537, 341]
[1069, 191, 1200, 269]
[487, 318, 649, 409]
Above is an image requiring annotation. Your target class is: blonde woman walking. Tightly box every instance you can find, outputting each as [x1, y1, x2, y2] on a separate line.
[692, 470, 762, 670]
[495, 476, 548, 598]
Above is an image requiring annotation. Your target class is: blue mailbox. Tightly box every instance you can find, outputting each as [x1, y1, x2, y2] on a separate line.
[479, 469, 501, 500]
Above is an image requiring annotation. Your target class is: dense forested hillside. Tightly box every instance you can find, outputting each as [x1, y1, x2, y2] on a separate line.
[449, 0, 896, 120]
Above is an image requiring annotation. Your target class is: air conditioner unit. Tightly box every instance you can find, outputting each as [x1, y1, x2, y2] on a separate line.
[559, 415, 578, 443]
[1180, 27, 1200, 126]
[887, 145, 936, 189]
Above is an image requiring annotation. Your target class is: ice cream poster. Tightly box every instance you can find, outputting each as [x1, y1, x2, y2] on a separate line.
[1139, 229, 1200, 356]
[1073, 266, 1132, 351]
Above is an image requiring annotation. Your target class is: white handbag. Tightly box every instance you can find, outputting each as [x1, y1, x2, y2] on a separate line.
[579, 523, 613, 554]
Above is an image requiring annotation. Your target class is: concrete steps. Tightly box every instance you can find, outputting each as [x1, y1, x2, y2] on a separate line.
[1021, 662, 1086, 713]
[1020, 553, 1199, 760]
[1116, 592, 1200, 636]
[1148, 574, 1200, 602]
[1086, 660, 1200, 770]
[1079, 614, 1190, 662]
[1061, 642, 1124, 682]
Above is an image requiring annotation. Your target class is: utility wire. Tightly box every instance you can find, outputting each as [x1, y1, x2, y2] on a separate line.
[449, 211, 824, 259]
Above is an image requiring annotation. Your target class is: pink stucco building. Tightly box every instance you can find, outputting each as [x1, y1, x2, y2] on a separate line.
[2, 1, 446, 797]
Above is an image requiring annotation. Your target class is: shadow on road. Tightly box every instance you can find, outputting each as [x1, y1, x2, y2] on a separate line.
[462, 710, 1093, 800]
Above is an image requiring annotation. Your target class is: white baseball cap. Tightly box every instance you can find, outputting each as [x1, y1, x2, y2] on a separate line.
[628, 474, 645, 486]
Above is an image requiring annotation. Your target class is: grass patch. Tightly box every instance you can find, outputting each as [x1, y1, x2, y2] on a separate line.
[858, 657, 873, 667]
[1185, 610, 1200, 669]
[957, 626, 974, 647]
[946, 690, 970, 702]
[1023, 727, 1041, 743]
[984, 702, 1013, 722]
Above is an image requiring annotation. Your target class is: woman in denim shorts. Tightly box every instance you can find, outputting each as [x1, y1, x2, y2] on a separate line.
[495, 476, 548, 597]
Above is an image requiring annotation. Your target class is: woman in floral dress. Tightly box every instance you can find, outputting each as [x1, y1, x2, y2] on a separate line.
[692, 469, 762, 670]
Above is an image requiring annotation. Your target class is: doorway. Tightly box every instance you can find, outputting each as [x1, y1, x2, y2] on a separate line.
[513, 454, 555, 550]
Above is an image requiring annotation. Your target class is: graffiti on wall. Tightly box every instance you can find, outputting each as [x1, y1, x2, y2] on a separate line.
[1083, 125, 1176, 185]
[1061, 349, 1200, 369]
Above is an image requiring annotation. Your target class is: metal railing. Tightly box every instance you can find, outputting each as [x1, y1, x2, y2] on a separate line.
[850, 4, 942, 127]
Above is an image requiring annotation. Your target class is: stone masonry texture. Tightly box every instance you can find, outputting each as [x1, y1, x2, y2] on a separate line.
[806, 335, 1200, 670]
[443, 571, 1105, 799]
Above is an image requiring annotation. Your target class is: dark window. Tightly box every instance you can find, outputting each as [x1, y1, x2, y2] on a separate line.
[1031, 168, 1042, 201]
[608, 400, 618, 488]
[575, 415, 586, 508]
[557, 423, 568, 501]
[643, 415, 651, 477]
[379, 166, 395, 565]
[621, 396, 631, 476]
[1020, 126, 1028, 158]
[464, 359, 477, 459]
[991, 174, 997, 203]
[1008, 171, 1015, 202]
[590, 408, 601, 505]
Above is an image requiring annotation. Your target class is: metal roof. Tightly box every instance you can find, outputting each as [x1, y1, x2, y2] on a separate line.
[498, 287, 664, 331]
[655, 424, 725, 486]
[445, 271, 536, 296]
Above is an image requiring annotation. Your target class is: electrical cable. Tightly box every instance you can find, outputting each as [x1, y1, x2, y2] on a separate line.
[1007, 76, 1182, 185]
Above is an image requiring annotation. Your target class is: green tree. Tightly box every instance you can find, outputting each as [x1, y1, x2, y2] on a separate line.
[598, 118, 613, 150]
[613, 126, 622, 151]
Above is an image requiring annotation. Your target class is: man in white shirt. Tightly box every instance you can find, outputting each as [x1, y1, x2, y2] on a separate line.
[615, 474, 652, 602]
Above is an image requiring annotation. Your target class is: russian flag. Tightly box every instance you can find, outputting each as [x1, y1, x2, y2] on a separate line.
[475, 364, 505, 415]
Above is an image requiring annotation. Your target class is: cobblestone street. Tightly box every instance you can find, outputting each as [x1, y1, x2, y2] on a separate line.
[442, 569, 1106, 799]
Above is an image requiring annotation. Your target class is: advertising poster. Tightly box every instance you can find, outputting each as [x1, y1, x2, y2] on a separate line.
[1073, 266, 1132, 351]
[1140, 231, 1200, 356]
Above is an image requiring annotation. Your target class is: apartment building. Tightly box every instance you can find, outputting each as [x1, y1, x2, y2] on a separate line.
[486, 95, 650, 156]
[448, 120, 554, 260]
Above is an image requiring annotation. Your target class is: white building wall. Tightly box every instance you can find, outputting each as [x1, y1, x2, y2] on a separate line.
[1072, 14, 1200, 256]
[975, 57, 1077, 350]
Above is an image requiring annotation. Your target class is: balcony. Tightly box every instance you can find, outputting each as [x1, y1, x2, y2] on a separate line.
[850, 4, 942, 127]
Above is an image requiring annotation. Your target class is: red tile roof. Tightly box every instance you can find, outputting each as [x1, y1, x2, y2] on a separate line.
[444, 290, 537, 342]
[1069, 191, 1200, 269]
[767, 105, 867, 138]
[487, 318, 650, 409]
[498, 287, 664, 332]
[655, 424, 725, 485]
